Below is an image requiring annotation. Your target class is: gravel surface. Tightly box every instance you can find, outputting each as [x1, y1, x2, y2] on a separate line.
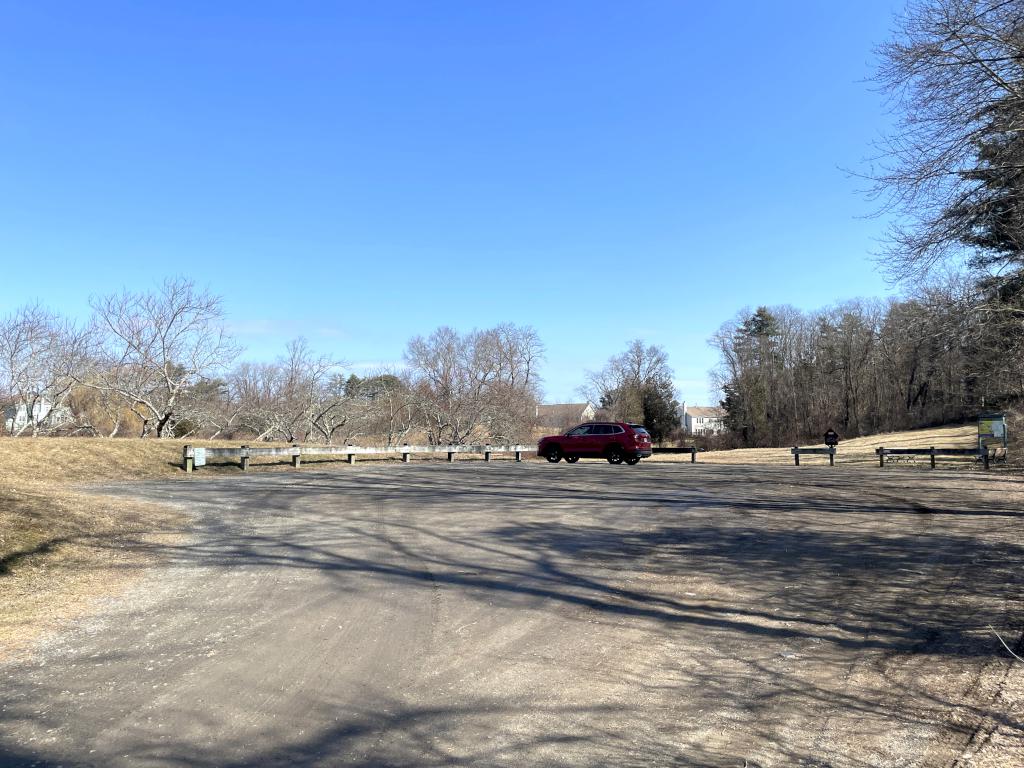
[1, 461, 1022, 767]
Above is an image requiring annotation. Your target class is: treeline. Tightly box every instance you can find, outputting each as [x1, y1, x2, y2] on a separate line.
[712, 277, 1023, 446]
[0, 278, 543, 444]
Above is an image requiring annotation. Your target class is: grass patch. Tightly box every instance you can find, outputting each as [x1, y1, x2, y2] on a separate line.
[0, 478, 185, 658]
[0, 437, 222, 658]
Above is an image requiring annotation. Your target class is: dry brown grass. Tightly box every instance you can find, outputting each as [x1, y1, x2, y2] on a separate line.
[0, 436, 285, 484]
[650, 424, 982, 467]
[0, 480, 184, 658]
[0, 437, 211, 658]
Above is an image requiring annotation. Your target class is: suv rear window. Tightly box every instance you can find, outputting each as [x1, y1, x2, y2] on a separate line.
[629, 425, 650, 435]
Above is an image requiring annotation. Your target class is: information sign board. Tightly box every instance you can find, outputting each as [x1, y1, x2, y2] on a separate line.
[978, 413, 1007, 449]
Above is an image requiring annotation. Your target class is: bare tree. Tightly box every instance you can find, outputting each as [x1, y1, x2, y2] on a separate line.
[83, 278, 240, 437]
[474, 324, 545, 441]
[229, 362, 289, 441]
[230, 339, 347, 442]
[348, 370, 416, 447]
[582, 340, 679, 438]
[405, 325, 543, 444]
[0, 304, 90, 436]
[310, 373, 373, 445]
[871, 0, 1024, 280]
[172, 378, 238, 439]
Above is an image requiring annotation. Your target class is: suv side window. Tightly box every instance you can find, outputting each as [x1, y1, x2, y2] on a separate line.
[609, 425, 625, 434]
[591, 425, 613, 435]
[566, 425, 592, 436]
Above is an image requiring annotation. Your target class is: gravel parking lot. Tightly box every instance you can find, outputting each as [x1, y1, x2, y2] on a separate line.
[2, 461, 1022, 767]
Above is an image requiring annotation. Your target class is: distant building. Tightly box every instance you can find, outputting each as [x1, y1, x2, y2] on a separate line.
[536, 402, 597, 430]
[683, 405, 727, 436]
[3, 398, 73, 435]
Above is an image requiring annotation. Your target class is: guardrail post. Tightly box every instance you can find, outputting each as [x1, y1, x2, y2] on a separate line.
[829, 447, 835, 467]
[402, 444, 410, 463]
[447, 450, 455, 463]
[515, 450, 522, 462]
[291, 444, 301, 468]
[929, 446, 936, 469]
[878, 447, 885, 468]
[484, 446, 492, 462]
[240, 446, 250, 471]
[690, 445, 697, 463]
[793, 447, 800, 466]
[983, 449, 990, 471]
[183, 445, 194, 473]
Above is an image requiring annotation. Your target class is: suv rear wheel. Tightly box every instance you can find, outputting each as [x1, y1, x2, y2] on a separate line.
[605, 445, 624, 464]
[625, 456, 641, 465]
[545, 446, 563, 463]
[565, 455, 579, 463]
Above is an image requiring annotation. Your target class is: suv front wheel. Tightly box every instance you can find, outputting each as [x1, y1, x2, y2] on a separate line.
[545, 446, 563, 463]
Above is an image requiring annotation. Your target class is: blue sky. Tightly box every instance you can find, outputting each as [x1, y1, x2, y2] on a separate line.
[0, 1, 905, 404]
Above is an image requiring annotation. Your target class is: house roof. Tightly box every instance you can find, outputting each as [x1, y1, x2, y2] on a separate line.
[686, 406, 726, 418]
[536, 403, 593, 423]
[537, 402, 591, 415]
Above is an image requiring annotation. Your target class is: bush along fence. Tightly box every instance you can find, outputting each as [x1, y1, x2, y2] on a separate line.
[182, 444, 535, 472]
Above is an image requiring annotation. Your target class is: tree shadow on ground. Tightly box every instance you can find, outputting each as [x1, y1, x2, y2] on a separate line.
[3, 463, 1021, 767]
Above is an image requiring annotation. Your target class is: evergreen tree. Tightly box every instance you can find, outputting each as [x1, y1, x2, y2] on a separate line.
[640, 377, 681, 442]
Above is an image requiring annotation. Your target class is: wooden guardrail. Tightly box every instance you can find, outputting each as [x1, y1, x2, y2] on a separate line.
[876, 446, 990, 470]
[183, 444, 535, 472]
[791, 446, 837, 466]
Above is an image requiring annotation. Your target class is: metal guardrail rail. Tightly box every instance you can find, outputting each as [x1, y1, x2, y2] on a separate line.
[182, 443, 535, 472]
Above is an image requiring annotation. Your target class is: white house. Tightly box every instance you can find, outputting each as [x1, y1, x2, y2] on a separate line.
[3, 398, 74, 435]
[683, 405, 727, 436]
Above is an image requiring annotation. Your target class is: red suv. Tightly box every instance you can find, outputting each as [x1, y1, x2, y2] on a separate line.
[538, 422, 653, 465]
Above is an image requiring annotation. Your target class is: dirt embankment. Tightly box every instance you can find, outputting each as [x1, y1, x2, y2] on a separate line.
[0, 438, 199, 658]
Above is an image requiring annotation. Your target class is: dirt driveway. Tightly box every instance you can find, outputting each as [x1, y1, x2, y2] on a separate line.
[1, 462, 1022, 766]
